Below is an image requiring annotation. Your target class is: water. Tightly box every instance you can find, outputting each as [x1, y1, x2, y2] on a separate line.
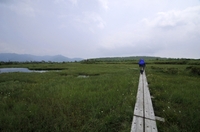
[77, 75, 89, 78]
[0, 68, 46, 73]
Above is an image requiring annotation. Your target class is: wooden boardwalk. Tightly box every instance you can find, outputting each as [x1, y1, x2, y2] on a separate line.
[131, 71, 158, 132]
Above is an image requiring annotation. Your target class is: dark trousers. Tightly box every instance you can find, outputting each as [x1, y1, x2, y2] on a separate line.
[139, 65, 145, 74]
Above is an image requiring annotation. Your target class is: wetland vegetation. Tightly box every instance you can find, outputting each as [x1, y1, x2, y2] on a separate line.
[0, 58, 200, 132]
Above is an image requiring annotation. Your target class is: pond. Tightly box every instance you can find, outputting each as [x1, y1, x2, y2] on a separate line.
[0, 68, 46, 74]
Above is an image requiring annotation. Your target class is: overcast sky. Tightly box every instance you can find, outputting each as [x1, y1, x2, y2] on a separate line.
[0, 0, 200, 59]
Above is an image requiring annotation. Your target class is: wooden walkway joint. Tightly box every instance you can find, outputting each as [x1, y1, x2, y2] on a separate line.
[131, 71, 158, 132]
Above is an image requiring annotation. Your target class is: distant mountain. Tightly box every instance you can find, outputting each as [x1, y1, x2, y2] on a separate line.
[0, 53, 83, 62]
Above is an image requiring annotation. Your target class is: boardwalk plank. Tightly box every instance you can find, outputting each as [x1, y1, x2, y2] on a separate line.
[131, 116, 143, 132]
[145, 119, 158, 132]
[134, 75, 144, 117]
[131, 72, 157, 132]
[143, 73, 156, 120]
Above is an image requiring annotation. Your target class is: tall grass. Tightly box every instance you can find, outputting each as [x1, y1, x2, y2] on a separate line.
[0, 63, 139, 132]
[2, 62, 199, 131]
[147, 64, 200, 132]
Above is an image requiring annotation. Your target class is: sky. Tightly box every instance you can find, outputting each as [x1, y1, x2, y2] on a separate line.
[0, 0, 200, 59]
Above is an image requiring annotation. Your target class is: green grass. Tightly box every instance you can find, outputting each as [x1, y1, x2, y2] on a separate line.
[1, 62, 200, 132]
[0, 63, 139, 132]
[146, 64, 200, 132]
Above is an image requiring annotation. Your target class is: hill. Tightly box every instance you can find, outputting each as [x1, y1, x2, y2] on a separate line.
[86, 56, 168, 62]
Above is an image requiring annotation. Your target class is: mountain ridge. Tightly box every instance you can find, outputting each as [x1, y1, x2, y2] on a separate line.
[0, 53, 83, 62]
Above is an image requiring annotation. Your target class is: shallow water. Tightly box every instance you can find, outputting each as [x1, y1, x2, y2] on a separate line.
[77, 75, 89, 78]
[0, 68, 46, 73]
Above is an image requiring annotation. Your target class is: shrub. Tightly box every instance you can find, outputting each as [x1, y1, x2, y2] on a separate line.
[186, 66, 200, 75]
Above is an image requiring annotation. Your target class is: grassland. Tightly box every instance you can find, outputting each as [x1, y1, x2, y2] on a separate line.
[0, 63, 138, 132]
[0, 60, 200, 132]
[147, 64, 200, 132]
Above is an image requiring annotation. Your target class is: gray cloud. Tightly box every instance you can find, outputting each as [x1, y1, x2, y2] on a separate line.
[0, 0, 200, 58]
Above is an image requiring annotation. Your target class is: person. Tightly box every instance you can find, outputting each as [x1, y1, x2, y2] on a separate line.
[138, 59, 146, 74]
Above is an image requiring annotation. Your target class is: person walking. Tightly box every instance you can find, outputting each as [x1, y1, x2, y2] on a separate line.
[138, 59, 146, 74]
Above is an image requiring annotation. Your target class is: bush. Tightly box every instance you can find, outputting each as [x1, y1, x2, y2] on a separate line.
[186, 66, 200, 75]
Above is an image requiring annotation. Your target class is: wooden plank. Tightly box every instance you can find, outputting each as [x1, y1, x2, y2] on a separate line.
[145, 119, 158, 132]
[131, 116, 143, 132]
[134, 74, 144, 117]
[143, 72, 156, 120]
[155, 116, 165, 122]
[131, 71, 158, 132]
[143, 72, 158, 132]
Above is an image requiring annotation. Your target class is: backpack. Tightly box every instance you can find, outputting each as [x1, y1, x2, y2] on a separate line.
[139, 59, 145, 65]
